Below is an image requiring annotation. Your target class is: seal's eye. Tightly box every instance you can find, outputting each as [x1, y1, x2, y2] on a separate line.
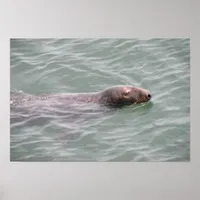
[123, 90, 130, 97]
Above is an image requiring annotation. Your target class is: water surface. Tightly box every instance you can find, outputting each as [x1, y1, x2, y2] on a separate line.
[10, 38, 190, 161]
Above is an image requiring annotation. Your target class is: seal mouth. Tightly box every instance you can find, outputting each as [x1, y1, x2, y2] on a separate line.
[132, 94, 152, 104]
[132, 100, 138, 104]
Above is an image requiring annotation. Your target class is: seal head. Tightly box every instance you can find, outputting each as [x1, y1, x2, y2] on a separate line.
[98, 85, 152, 107]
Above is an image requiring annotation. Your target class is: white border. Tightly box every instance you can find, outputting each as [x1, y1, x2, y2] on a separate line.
[1, 0, 199, 199]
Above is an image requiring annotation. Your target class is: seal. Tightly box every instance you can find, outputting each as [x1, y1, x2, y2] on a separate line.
[11, 85, 151, 108]
[10, 85, 152, 124]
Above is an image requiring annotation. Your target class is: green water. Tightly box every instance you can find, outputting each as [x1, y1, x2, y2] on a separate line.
[10, 38, 190, 161]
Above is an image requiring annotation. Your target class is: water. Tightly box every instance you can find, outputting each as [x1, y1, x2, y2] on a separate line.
[10, 38, 190, 162]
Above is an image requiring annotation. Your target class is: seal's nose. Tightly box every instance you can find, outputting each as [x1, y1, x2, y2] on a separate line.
[147, 93, 152, 100]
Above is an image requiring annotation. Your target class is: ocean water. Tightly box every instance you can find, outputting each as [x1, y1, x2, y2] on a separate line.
[10, 38, 190, 162]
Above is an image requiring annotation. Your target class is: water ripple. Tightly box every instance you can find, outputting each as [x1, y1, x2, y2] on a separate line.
[10, 38, 190, 162]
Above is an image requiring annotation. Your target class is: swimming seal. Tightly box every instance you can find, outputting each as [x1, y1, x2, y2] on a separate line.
[11, 85, 152, 108]
[10, 85, 152, 125]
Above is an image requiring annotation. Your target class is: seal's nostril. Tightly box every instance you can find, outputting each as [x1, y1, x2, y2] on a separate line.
[147, 93, 151, 99]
